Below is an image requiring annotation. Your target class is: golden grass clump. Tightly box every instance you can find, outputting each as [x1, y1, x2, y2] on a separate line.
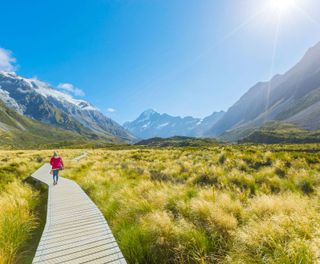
[0, 181, 39, 264]
[189, 191, 242, 233]
[226, 194, 320, 263]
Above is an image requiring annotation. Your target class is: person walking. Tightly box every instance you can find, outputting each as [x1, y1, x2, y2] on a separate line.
[50, 151, 64, 185]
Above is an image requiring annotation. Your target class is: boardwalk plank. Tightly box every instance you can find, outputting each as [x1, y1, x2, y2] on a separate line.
[31, 163, 126, 264]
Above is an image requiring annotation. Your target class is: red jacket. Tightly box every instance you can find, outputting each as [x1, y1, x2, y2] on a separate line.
[50, 156, 64, 170]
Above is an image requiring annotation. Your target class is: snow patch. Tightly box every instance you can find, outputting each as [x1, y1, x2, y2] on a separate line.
[0, 71, 17, 78]
[142, 122, 151, 129]
[157, 122, 169, 128]
[28, 77, 98, 111]
[196, 119, 203, 126]
[0, 71, 99, 112]
[0, 86, 23, 114]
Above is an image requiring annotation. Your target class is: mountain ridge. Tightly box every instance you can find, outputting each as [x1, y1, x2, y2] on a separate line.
[0, 71, 135, 142]
[124, 109, 225, 139]
[206, 41, 320, 139]
[0, 99, 116, 149]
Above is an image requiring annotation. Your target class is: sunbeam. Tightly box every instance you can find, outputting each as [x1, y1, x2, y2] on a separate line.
[132, 6, 269, 100]
[159, 7, 268, 85]
[265, 15, 283, 122]
[218, 8, 266, 45]
[291, 2, 320, 28]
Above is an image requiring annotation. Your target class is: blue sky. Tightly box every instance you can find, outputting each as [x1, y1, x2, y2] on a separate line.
[1, 0, 320, 123]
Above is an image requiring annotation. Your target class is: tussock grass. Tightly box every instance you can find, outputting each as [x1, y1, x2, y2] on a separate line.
[60, 144, 320, 263]
[0, 181, 38, 264]
[226, 194, 320, 263]
[1, 145, 320, 263]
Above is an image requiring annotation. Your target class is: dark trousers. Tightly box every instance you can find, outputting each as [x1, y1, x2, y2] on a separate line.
[53, 169, 59, 183]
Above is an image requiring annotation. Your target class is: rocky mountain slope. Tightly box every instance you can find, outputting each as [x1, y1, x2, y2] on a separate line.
[0, 71, 135, 142]
[0, 100, 112, 148]
[207, 42, 320, 139]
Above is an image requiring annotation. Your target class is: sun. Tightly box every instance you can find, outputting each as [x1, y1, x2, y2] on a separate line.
[268, 0, 296, 15]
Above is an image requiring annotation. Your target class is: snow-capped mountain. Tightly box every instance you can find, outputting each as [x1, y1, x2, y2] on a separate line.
[0, 71, 135, 142]
[123, 109, 225, 139]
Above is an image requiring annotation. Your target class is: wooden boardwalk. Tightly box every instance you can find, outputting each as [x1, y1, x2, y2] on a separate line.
[31, 163, 126, 264]
[72, 152, 88, 161]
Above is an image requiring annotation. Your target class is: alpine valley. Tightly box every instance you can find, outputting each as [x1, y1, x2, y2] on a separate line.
[125, 42, 320, 143]
[2, 42, 320, 145]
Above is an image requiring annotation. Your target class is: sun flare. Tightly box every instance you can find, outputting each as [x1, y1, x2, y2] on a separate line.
[268, 0, 296, 15]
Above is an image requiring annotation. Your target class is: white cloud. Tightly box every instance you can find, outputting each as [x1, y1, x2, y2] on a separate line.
[57, 83, 85, 97]
[0, 48, 17, 72]
[107, 108, 116, 113]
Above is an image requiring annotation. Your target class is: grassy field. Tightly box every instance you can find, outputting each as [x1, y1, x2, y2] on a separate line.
[1, 145, 320, 263]
[64, 145, 320, 263]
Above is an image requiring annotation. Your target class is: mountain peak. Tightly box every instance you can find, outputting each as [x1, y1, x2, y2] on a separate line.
[0, 71, 17, 78]
[138, 109, 159, 119]
[124, 110, 225, 139]
[0, 72, 135, 142]
[141, 109, 157, 115]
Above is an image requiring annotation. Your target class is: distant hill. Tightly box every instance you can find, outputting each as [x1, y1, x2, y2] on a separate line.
[0, 71, 135, 143]
[239, 122, 320, 144]
[206, 42, 320, 140]
[124, 109, 224, 139]
[135, 136, 219, 147]
[0, 100, 116, 149]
